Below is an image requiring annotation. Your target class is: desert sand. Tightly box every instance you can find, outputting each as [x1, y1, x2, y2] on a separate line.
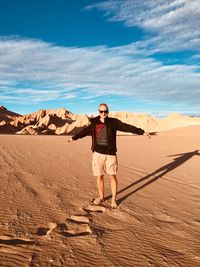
[0, 125, 200, 266]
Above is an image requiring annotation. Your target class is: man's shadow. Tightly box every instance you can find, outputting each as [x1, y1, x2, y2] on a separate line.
[110, 150, 199, 204]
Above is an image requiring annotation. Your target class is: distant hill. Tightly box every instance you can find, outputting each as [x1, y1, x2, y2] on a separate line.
[0, 106, 200, 135]
[0, 106, 21, 122]
[0, 107, 90, 135]
[110, 111, 200, 133]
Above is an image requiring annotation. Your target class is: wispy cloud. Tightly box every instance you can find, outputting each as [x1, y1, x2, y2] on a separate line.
[86, 0, 200, 53]
[0, 37, 200, 111]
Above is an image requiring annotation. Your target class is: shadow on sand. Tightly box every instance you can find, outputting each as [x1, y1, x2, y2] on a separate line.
[109, 150, 199, 205]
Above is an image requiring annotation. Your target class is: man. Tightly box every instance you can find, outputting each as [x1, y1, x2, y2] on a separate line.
[67, 103, 150, 208]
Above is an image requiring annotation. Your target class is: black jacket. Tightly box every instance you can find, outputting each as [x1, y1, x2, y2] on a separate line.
[72, 116, 144, 155]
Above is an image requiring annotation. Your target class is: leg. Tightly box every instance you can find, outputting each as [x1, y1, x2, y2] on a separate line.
[92, 152, 105, 204]
[109, 175, 118, 207]
[105, 154, 118, 207]
[97, 175, 104, 201]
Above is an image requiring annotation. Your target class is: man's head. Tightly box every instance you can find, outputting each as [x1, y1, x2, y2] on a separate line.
[98, 103, 109, 119]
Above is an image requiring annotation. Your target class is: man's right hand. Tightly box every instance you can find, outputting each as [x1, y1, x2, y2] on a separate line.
[66, 138, 73, 143]
[143, 132, 151, 138]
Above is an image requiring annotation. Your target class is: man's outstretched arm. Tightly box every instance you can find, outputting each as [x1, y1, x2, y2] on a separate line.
[116, 119, 150, 138]
[67, 124, 92, 142]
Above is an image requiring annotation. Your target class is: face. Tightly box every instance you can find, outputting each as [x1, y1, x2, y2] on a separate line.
[98, 105, 109, 119]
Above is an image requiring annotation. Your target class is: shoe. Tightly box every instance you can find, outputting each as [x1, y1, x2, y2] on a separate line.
[110, 201, 118, 209]
[91, 198, 104, 205]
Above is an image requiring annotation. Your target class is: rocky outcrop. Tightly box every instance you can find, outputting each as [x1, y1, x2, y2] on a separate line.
[0, 106, 22, 122]
[16, 125, 39, 135]
[1, 106, 200, 135]
[110, 112, 159, 132]
[110, 112, 200, 132]
[0, 107, 89, 135]
[55, 115, 90, 135]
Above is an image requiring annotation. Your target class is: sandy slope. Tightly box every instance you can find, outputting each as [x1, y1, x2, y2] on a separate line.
[0, 126, 200, 266]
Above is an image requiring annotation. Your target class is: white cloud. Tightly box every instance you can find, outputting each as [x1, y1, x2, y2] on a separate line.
[86, 0, 200, 53]
[0, 37, 200, 111]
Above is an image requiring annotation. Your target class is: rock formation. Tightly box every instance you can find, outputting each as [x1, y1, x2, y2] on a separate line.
[0, 106, 200, 135]
[0, 106, 21, 122]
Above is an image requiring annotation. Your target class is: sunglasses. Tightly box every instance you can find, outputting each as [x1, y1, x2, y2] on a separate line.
[99, 110, 108, 113]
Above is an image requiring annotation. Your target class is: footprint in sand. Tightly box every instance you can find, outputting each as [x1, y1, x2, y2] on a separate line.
[36, 212, 103, 239]
[36, 217, 92, 239]
[63, 205, 107, 237]
[0, 235, 35, 245]
[61, 224, 92, 237]
[62, 214, 93, 237]
[82, 204, 106, 214]
[67, 215, 90, 224]
[154, 213, 177, 223]
[37, 222, 57, 236]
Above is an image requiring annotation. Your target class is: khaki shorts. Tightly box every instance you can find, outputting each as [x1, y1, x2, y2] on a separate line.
[92, 151, 118, 176]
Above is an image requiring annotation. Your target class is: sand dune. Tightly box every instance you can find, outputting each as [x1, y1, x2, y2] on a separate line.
[110, 111, 200, 132]
[157, 124, 200, 137]
[0, 125, 200, 266]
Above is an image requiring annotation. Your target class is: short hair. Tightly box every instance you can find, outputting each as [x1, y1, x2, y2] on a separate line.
[98, 103, 109, 110]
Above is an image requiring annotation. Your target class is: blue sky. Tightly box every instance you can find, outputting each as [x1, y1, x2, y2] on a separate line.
[0, 0, 200, 116]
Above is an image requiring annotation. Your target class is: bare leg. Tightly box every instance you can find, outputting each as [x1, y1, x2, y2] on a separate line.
[109, 175, 118, 206]
[97, 175, 104, 200]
